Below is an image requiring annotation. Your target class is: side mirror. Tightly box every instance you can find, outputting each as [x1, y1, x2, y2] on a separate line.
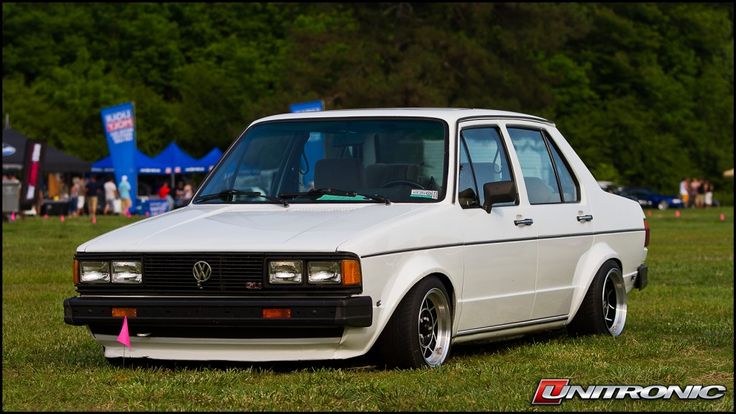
[482, 181, 517, 213]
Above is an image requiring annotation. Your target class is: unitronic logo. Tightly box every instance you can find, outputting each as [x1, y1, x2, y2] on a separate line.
[531, 379, 726, 405]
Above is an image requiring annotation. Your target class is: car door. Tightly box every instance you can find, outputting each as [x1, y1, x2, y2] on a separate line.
[455, 122, 538, 333]
[505, 124, 594, 320]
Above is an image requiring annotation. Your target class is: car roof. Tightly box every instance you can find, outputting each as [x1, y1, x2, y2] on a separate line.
[252, 108, 553, 126]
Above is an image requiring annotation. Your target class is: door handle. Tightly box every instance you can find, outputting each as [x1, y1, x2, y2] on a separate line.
[514, 218, 534, 226]
[577, 214, 593, 222]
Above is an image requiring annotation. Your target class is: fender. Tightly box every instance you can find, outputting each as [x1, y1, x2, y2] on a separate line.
[358, 250, 462, 352]
[567, 241, 621, 323]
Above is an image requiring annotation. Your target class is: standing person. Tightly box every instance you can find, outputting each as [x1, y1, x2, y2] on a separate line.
[103, 176, 118, 215]
[174, 181, 185, 208]
[175, 181, 184, 200]
[183, 181, 193, 202]
[695, 178, 705, 208]
[704, 180, 714, 208]
[118, 175, 132, 216]
[69, 177, 80, 217]
[679, 178, 689, 208]
[687, 178, 697, 208]
[85, 176, 100, 222]
[159, 181, 174, 211]
[77, 177, 86, 215]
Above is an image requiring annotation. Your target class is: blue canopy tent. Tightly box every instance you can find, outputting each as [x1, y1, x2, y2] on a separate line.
[152, 142, 200, 174]
[91, 150, 167, 174]
[151, 141, 217, 191]
[91, 143, 220, 207]
[194, 147, 223, 172]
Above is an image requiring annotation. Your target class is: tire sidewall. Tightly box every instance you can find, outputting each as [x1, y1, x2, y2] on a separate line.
[378, 276, 452, 368]
[591, 261, 626, 335]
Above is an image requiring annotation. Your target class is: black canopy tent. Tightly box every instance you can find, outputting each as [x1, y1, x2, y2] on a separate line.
[2, 127, 91, 173]
[3, 127, 92, 215]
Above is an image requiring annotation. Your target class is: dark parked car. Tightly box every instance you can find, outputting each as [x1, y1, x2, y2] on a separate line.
[618, 187, 683, 210]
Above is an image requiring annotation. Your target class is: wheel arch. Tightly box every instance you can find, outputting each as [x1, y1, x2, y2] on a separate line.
[362, 253, 461, 352]
[567, 242, 622, 323]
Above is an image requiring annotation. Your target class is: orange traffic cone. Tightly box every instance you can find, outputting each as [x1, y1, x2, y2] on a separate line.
[43, 213, 49, 219]
[92, 216, 97, 224]
[647, 210, 652, 217]
[675, 210, 681, 218]
[10, 212, 16, 221]
[60, 215, 65, 223]
[720, 213, 726, 222]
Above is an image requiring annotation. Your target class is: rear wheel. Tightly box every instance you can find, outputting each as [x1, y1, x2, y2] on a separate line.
[376, 277, 452, 368]
[658, 200, 668, 210]
[568, 261, 627, 336]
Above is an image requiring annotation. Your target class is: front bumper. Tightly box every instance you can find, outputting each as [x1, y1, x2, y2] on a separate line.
[64, 296, 373, 330]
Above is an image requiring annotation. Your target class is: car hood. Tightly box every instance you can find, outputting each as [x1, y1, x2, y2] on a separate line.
[78, 203, 432, 254]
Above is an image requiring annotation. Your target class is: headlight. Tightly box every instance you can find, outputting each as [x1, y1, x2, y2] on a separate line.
[80, 261, 110, 283]
[308, 261, 341, 284]
[112, 261, 142, 284]
[269, 260, 303, 284]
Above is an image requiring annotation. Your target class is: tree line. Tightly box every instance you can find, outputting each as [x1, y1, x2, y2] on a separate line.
[3, 3, 733, 195]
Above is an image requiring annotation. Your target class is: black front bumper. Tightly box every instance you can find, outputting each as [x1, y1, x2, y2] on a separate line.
[634, 264, 648, 290]
[63, 296, 373, 328]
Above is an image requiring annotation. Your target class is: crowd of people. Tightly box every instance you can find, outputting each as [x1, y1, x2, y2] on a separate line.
[63, 176, 196, 219]
[678, 177, 715, 208]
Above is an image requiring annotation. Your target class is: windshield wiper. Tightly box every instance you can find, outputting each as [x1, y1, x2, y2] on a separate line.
[278, 188, 391, 205]
[194, 189, 289, 207]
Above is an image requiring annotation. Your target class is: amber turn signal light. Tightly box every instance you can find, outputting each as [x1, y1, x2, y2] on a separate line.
[262, 308, 292, 319]
[73, 259, 79, 286]
[341, 259, 362, 286]
[112, 307, 137, 318]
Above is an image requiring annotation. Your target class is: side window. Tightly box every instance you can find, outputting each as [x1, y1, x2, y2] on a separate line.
[507, 127, 562, 204]
[546, 134, 579, 202]
[458, 127, 514, 208]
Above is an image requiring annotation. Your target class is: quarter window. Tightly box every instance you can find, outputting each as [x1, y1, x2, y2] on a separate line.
[546, 136, 579, 202]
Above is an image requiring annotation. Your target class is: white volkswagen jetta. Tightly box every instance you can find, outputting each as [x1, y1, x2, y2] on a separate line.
[65, 108, 649, 368]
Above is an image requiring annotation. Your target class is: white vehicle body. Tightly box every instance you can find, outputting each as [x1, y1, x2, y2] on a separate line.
[65, 109, 648, 367]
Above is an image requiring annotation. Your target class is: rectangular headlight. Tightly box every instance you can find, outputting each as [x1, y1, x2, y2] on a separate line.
[112, 261, 142, 284]
[80, 261, 110, 283]
[269, 260, 303, 284]
[308, 261, 341, 284]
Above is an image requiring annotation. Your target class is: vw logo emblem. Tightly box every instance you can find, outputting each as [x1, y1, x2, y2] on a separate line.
[192, 261, 212, 288]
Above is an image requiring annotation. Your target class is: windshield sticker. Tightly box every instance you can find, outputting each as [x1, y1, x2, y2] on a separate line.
[410, 189, 439, 199]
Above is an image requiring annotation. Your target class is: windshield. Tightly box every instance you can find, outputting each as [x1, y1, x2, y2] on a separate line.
[194, 118, 448, 204]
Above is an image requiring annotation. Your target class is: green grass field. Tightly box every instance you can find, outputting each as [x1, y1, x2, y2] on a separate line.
[2, 208, 733, 411]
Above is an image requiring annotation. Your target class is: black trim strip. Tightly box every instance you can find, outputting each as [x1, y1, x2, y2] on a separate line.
[64, 295, 373, 328]
[361, 228, 645, 258]
[456, 314, 567, 337]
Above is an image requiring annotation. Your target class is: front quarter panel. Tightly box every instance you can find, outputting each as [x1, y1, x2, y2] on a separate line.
[334, 249, 463, 358]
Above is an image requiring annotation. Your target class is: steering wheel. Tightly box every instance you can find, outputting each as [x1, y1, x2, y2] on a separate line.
[381, 179, 426, 190]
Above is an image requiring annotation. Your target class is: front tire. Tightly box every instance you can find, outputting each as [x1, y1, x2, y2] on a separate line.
[376, 277, 452, 368]
[568, 261, 627, 336]
[658, 200, 668, 210]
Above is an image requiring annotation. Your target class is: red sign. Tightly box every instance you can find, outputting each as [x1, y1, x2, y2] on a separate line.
[21, 141, 45, 208]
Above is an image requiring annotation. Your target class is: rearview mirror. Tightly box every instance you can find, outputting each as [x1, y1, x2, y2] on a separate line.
[482, 181, 517, 213]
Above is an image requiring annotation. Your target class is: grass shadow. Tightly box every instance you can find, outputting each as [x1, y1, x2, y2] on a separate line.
[106, 329, 571, 372]
[449, 327, 569, 359]
[107, 351, 381, 373]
